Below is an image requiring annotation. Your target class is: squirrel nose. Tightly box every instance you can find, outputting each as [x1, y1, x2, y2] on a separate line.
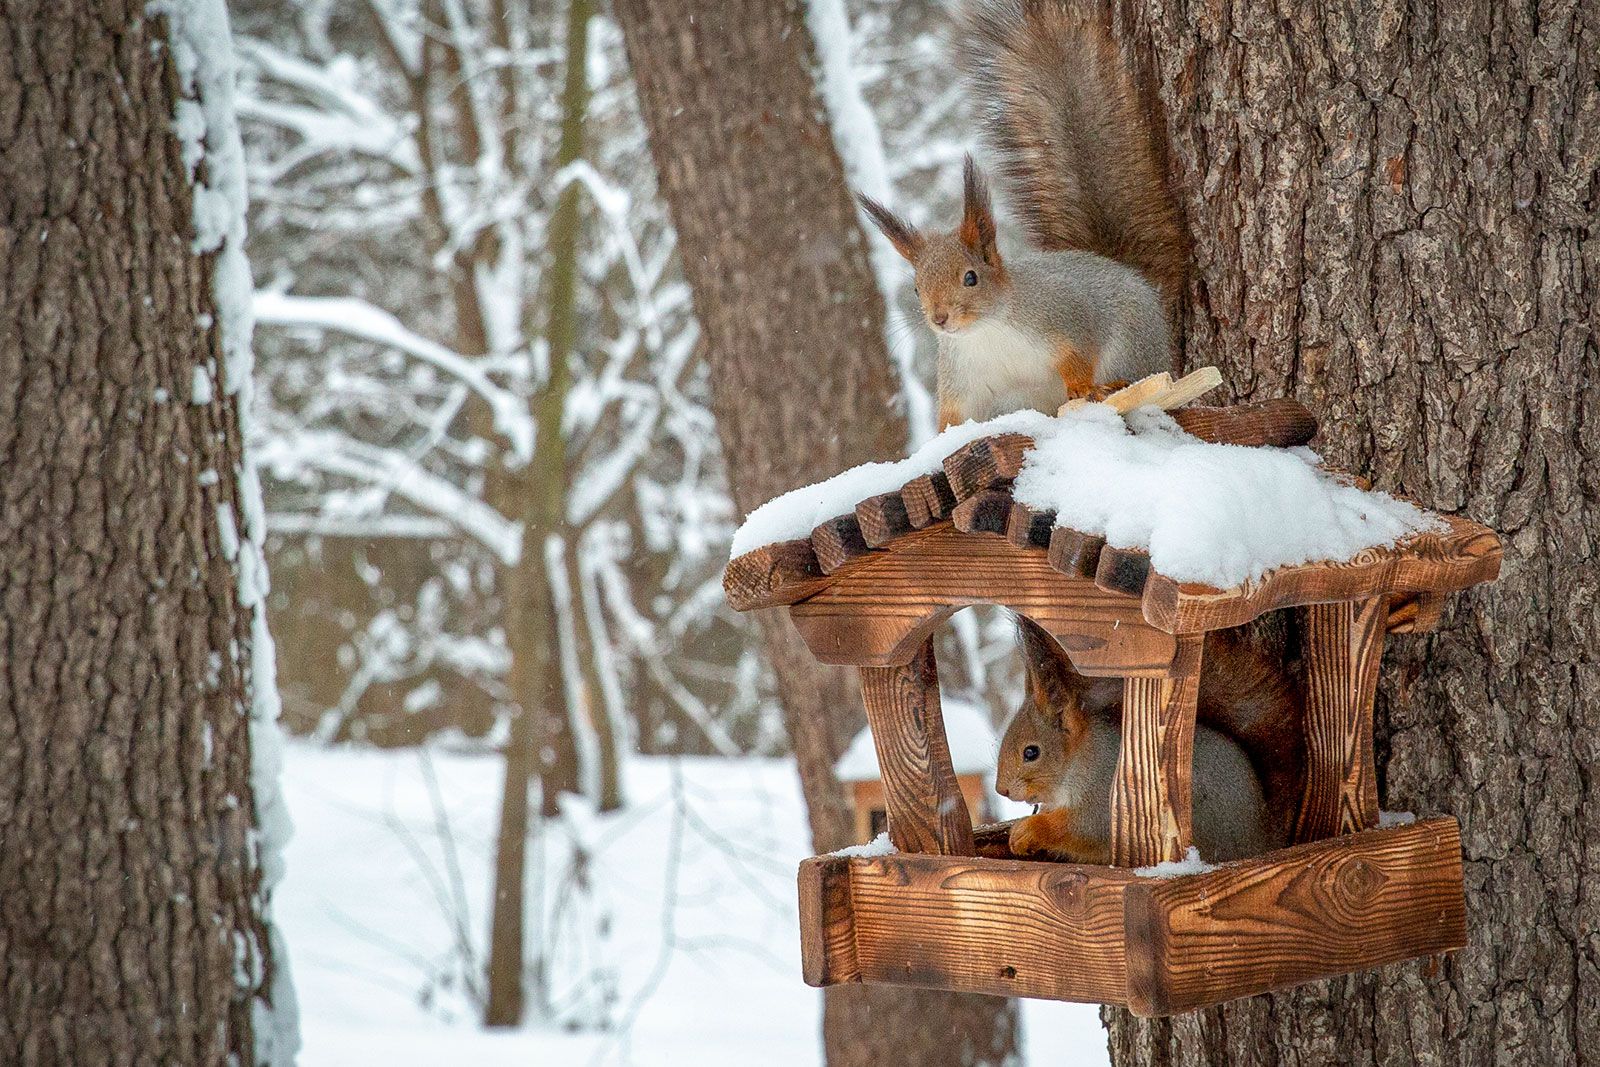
[932, 310, 949, 327]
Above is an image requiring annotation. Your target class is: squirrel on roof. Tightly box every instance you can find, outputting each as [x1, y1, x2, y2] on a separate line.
[856, 0, 1187, 430]
[857, 0, 1306, 862]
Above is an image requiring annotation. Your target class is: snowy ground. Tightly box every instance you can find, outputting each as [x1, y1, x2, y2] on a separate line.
[277, 741, 1112, 1065]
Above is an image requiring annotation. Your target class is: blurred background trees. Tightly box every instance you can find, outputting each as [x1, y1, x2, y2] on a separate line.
[231, 0, 1031, 1049]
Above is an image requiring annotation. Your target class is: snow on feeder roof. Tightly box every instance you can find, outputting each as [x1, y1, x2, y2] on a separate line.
[724, 393, 1499, 636]
[835, 697, 995, 782]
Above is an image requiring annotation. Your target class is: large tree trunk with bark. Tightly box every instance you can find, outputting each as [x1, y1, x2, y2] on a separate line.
[1103, 1, 1599, 1063]
[0, 3, 283, 1063]
[612, 3, 1019, 1064]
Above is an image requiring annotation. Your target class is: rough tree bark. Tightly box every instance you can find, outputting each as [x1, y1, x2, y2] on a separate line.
[1102, 1, 1600, 1063]
[611, 3, 1020, 1064]
[0, 3, 281, 1063]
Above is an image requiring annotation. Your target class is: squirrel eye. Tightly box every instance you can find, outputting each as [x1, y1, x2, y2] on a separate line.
[1022, 744, 1040, 762]
[963, 270, 978, 287]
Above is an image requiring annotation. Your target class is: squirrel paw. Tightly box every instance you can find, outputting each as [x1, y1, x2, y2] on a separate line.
[1008, 811, 1109, 864]
[1007, 813, 1059, 859]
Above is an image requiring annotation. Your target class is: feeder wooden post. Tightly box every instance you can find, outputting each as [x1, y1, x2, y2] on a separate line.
[857, 638, 975, 855]
[1111, 634, 1204, 867]
[1295, 597, 1386, 842]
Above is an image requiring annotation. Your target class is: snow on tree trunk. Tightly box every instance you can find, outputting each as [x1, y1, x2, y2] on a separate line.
[0, 1, 295, 1063]
[610, 2, 1020, 1063]
[1102, 1, 1598, 1062]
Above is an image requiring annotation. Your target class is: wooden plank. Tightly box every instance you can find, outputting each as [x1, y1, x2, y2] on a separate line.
[1048, 527, 1105, 578]
[1139, 512, 1502, 634]
[1112, 635, 1204, 867]
[1096, 545, 1153, 598]
[788, 525, 1177, 675]
[942, 433, 1032, 500]
[723, 539, 827, 612]
[1143, 366, 1222, 411]
[900, 470, 957, 529]
[855, 491, 913, 547]
[951, 489, 1013, 535]
[798, 857, 860, 986]
[1006, 502, 1056, 549]
[841, 853, 1134, 1003]
[811, 513, 873, 574]
[1294, 598, 1385, 842]
[1169, 398, 1318, 448]
[857, 638, 975, 855]
[1124, 818, 1467, 1015]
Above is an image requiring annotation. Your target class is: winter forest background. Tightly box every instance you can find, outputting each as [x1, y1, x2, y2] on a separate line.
[238, 0, 1075, 1062]
[6, 0, 1594, 1065]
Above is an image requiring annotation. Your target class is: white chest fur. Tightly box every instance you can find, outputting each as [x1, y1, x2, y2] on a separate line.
[939, 317, 1064, 422]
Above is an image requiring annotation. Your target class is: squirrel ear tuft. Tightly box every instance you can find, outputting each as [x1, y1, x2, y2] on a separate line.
[856, 193, 924, 262]
[959, 155, 1000, 265]
[1018, 615, 1071, 701]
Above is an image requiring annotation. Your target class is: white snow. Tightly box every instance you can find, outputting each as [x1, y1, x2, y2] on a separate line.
[192, 364, 214, 405]
[831, 832, 897, 858]
[153, 0, 299, 1059]
[1134, 846, 1216, 879]
[835, 696, 997, 780]
[216, 502, 240, 561]
[278, 743, 1109, 1065]
[729, 409, 1054, 557]
[732, 403, 1443, 590]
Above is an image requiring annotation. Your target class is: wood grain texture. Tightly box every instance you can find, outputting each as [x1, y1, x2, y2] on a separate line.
[941, 433, 1032, 499]
[798, 819, 1464, 1015]
[1124, 818, 1467, 1016]
[1096, 545, 1155, 598]
[1294, 598, 1385, 842]
[857, 639, 975, 855]
[1006, 501, 1057, 549]
[723, 539, 828, 611]
[798, 856, 860, 986]
[1048, 527, 1106, 577]
[856, 491, 913, 547]
[1138, 512, 1502, 634]
[1112, 636, 1205, 867]
[951, 489, 1015, 535]
[839, 853, 1135, 1003]
[811, 513, 874, 574]
[900, 470, 958, 529]
[1168, 399, 1318, 448]
[788, 526, 1176, 675]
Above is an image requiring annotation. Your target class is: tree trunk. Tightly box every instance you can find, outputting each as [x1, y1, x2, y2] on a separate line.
[0, 3, 282, 1063]
[484, 0, 594, 1029]
[1103, 1, 1599, 1062]
[611, 3, 1020, 1063]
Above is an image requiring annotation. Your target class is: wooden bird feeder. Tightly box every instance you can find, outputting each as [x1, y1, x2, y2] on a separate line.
[723, 396, 1501, 1016]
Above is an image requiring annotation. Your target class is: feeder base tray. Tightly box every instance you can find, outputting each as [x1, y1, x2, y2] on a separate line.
[799, 817, 1465, 1016]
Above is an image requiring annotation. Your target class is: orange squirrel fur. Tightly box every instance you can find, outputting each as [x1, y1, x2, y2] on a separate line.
[856, 1, 1190, 430]
[996, 618, 1305, 864]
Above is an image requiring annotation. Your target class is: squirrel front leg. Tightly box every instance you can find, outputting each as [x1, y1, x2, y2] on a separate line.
[1008, 808, 1111, 865]
[1053, 339, 1103, 401]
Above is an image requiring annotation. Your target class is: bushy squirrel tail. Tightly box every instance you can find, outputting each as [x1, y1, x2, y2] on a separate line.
[957, 0, 1189, 302]
[1195, 628, 1306, 843]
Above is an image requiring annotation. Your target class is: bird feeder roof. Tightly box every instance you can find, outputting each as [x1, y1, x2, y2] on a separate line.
[724, 401, 1500, 636]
